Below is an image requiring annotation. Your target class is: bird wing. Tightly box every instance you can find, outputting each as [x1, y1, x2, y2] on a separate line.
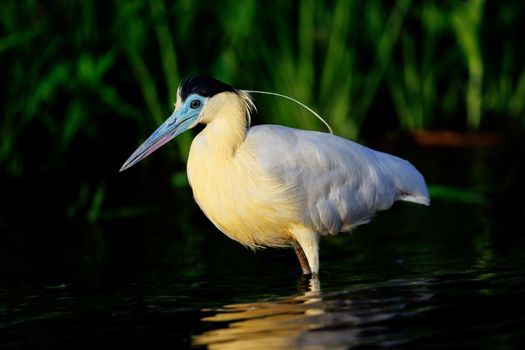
[245, 125, 429, 235]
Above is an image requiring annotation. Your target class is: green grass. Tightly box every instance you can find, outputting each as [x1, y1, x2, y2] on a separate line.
[1, 0, 524, 180]
[451, 0, 484, 129]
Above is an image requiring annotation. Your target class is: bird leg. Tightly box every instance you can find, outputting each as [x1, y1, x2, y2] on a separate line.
[292, 242, 312, 275]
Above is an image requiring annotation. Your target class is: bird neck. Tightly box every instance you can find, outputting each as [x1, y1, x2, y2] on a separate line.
[199, 92, 251, 157]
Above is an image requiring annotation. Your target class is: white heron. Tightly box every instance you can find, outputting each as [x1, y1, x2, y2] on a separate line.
[120, 76, 430, 275]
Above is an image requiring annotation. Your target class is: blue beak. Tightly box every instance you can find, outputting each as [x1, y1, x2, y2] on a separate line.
[120, 109, 197, 172]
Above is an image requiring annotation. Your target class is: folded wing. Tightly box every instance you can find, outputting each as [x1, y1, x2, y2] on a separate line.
[247, 125, 430, 235]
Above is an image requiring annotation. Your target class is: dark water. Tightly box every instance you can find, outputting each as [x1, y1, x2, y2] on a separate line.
[2, 253, 525, 349]
[2, 147, 525, 349]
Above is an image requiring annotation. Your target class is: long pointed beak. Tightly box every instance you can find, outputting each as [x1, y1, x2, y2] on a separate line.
[120, 110, 194, 172]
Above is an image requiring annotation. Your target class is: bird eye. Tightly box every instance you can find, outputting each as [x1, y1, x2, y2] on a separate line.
[190, 100, 201, 109]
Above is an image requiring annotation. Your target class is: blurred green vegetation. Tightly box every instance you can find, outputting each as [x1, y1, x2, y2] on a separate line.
[1, 0, 525, 289]
[1, 0, 524, 179]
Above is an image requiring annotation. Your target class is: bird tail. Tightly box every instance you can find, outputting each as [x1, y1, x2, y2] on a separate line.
[388, 157, 430, 206]
[398, 191, 431, 206]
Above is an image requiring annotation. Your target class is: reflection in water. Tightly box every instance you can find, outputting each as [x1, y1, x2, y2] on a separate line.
[193, 277, 433, 349]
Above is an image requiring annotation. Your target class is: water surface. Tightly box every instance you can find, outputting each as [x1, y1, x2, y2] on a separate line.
[1, 148, 525, 349]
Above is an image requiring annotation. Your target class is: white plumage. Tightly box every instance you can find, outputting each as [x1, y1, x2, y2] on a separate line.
[121, 76, 430, 275]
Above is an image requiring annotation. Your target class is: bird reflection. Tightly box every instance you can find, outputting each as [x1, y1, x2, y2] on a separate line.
[192, 276, 434, 349]
[192, 276, 325, 349]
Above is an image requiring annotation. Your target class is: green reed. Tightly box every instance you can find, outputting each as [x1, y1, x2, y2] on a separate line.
[451, 0, 484, 130]
[1, 0, 525, 181]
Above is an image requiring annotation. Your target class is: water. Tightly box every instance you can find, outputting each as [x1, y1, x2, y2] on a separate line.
[1, 147, 525, 348]
[2, 254, 524, 349]
[195, 263, 525, 349]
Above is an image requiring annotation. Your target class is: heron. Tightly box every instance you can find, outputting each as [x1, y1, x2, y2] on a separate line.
[120, 76, 430, 275]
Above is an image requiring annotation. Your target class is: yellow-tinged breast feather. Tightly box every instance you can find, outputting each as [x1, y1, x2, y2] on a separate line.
[187, 93, 298, 248]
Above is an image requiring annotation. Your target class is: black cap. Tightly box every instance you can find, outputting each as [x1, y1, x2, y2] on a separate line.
[179, 76, 237, 101]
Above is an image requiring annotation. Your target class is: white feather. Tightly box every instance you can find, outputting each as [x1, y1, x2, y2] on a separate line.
[247, 125, 430, 235]
[186, 91, 430, 273]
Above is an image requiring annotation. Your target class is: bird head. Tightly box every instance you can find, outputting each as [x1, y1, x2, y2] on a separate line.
[120, 76, 247, 172]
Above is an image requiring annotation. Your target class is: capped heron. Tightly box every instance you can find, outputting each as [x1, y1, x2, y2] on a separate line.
[120, 76, 430, 275]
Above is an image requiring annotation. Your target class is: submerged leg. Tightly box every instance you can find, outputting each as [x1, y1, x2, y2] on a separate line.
[292, 242, 312, 275]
